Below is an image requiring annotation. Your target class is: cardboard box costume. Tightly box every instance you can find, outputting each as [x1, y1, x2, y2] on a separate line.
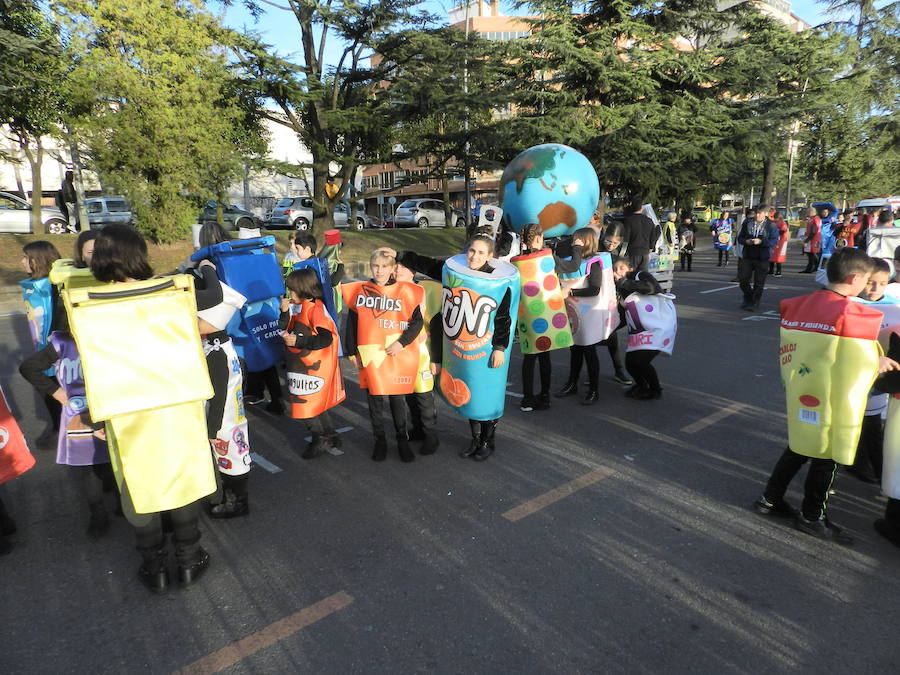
[439, 255, 520, 421]
[341, 280, 424, 395]
[285, 299, 346, 419]
[623, 292, 677, 355]
[64, 276, 216, 513]
[19, 276, 53, 352]
[559, 253, 617, 346]
[510, 249, 573, 354]
[192, 236, 285, 372]
[780, 290, 883, 465]
[0, 384, 35, 484]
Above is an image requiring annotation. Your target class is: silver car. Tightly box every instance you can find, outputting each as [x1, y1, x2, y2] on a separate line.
[0, 191, 69, 234]
[86, 196, 133, 229]
[267, 196, 369, 231]
[393, 198, 464, 228]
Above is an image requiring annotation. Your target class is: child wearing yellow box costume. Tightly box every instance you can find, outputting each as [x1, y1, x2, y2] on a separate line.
[66, 225, 217, 592]
[755, 248, 900, 545]
[342, 250, 424, 462]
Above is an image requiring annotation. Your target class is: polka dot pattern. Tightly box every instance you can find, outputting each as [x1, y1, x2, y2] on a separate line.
[510, 249, 573, 354]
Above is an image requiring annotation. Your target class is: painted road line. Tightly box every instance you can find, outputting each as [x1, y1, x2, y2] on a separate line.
[506, 390, 524, 399]
[502, 468, 614, 522]
[699, 285, 738, 294]
[249, 453, 283, 474]
[680, 402, 746, 434]
[304, 426, 353, 442]
[175, 591, 354, 675]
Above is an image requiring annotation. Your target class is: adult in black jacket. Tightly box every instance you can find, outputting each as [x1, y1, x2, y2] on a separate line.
[737, 207, 780, 311]
[622, 197, 660, 272]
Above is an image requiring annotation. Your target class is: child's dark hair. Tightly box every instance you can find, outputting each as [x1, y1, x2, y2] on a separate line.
[285, 268, 323, 301]
[73, 230, 98, 268]
[292, 231, 317, 251]
[23, 240, 61, 279]
[826, 247, 874, 284]
[466, 233, 495, 254]
[522, 223, 542, 249]
[871, 257, 891, 276]
[612, 255, 631, 268]
[91, 224, 153, 282]
[198, 222, 231, 248]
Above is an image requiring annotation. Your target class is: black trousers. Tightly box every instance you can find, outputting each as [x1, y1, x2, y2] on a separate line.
[70, 464, 113, 508]
[522, 351, 551, 397]
[303, 409, 336, 437]
[133, 499, 202, 563]
[803, 252, 818, 272]
[884, 498, 900, 532]
[406, 391, 438, 437]
[853, 413, 884, 479]
[625, 349, 661, 392]
[717, 249, 730, 265]
[367, 393, 408, 440]
[679, 250, 693, 270]
[567, 344, 599, 389]
[768, 262, 782, 275]
[602, 329, 625, 375]
[245, 366, 283, 402]
[44, 394, 61, 432]
[738, 257, 769, 304]
[763, 446, 838, 521]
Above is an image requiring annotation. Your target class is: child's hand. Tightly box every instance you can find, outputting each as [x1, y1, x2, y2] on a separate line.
[430, 363, 440, 375]
[93, 427, 107, 442]
[282, 333, 297, 347]
[280, 297, 290, 313]
[879, 356, 900, 374]
[385, 341, 402, 356]
[489, 349, 505, 368]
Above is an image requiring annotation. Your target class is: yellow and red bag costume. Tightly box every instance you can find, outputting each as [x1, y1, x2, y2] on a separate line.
[285, 299, 346, 419]
[0, 384, 35, 484]
[780, 290, 882, 464]
[64, 276, 216, 513]
[342, 281, 424, 395]
[410, 279, 443, 394]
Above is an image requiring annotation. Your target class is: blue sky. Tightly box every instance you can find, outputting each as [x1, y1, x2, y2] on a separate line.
[222, 1, 836, 62]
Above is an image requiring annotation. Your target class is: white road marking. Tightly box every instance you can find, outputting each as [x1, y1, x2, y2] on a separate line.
[250, 453, 283, 473]
[506, 390, 524, 398]
[700, 285, 738, 294]
[680, 402, 746, 434]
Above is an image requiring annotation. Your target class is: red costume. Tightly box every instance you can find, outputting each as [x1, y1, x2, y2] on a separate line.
[770, 218, 789, 263]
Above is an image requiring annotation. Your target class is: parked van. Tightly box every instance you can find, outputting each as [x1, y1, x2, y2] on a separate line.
[86, 196, 133, 229]
[856, 196, 900, 214]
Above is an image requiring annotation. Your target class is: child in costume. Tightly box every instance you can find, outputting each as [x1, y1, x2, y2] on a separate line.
[0, 383, 36, 555]
[556, 228, 613, 405]
[194, 223, 253, 519]
[755, 248, 899, 544]
[20, 241, 62, 442]
[847, 258, 894, 484]
[342, 249, 424, 462]
[597, 225, 632, 385]
[317, 229, 346, 315]
[514, 223, 583, 411]
[280, 268, 346, 459]
[281, 231, 317, 279]
[677, 214, 696, 272]
[768, 211, 789, 277]
[393, 257, 441, 455]
[710, 211, 734, 267]
[613, 257, 675, 400]
[801, 207, 822, 273]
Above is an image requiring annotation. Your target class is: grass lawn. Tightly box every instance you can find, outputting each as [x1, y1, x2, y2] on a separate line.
[0, 227, 467, 293]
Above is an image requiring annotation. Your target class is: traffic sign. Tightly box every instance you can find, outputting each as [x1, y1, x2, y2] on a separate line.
[388, 196, 397, 205]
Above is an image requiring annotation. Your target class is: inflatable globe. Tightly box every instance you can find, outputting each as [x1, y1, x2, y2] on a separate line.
[499, 143, 600, 239]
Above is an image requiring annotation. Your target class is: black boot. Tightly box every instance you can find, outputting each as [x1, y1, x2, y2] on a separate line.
[474, 420, 498, 461]
[210, 488, 249, 519]
[398, 437, 415, 463]
[0, 498, 17, 536]
[555, 381, 578, 398]
[581, 389, 599, 405]
[177, 546, 210, 587]
[137, 546, 169, 593]
[420, 432, 439, 455]
[301, 434, 329, 459]
[460, 419, 481, 458]
[372, 436, 388, 461]
[87, 501, 111, 539]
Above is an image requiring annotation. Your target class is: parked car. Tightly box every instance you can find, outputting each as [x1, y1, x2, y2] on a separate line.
[266, 196, 370, 231]
[0, 191, 69, 234]
[393, 199, 465, 228]
[86, 196, 133, 229]
[198, 201, 261, 231]
[691, 206, 712, 222]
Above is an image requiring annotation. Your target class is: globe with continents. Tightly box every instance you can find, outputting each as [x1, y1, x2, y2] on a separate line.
[499, 143, 600, 238]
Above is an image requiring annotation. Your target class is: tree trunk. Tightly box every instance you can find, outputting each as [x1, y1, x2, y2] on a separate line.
[216, 190, 226, 225]
[761, 155, 776, 208]
[23, 138, 45, 235]
[441, 162, 452, 228]
[312, 160, 336, 237]
[66, 127, 91, 231]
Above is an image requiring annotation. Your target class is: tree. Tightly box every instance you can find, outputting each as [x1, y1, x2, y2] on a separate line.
[0, 0, 66, 233]
[230, 0, 444, 236]
[61, 0, 266, 242]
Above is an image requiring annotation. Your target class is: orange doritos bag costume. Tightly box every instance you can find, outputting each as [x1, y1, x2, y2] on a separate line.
[285, 299, 346, 419]
[780, 289, 883, 464]
[0, 384, 36, 483]
[341, 280, 424, 395]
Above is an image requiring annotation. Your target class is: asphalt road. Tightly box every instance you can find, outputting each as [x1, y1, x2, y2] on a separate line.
[1, 245, 899, 674]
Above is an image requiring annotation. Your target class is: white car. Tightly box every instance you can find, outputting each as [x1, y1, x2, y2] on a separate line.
[0, 191, 69, 234]
[393, 199, 465, 228]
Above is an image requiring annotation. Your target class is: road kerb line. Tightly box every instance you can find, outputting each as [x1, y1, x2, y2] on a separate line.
[680, 402, 746, 434]
[502, 468, 614, 522]
[174, 591, 354, 675]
